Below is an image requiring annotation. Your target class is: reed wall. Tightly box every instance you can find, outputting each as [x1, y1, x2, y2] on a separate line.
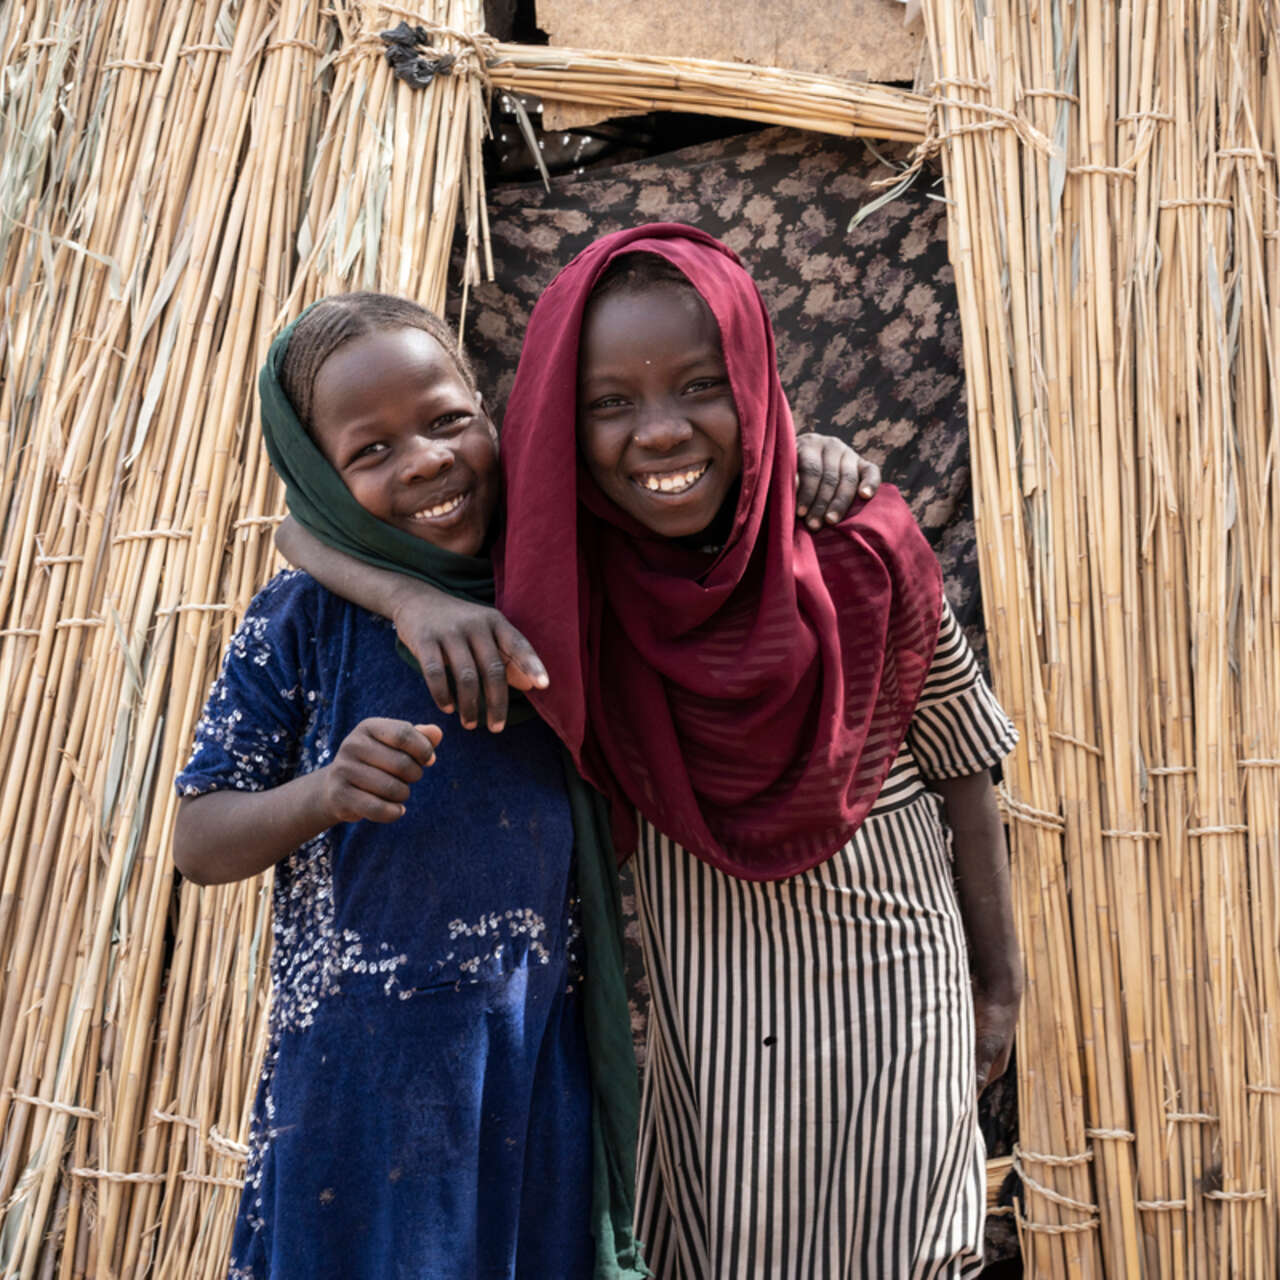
[0, 1, 1275, 1275]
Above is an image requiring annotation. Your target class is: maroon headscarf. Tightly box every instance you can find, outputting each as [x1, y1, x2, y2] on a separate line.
[496, 224, 942, 880]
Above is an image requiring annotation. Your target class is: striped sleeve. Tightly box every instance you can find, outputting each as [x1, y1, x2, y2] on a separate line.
[906, 594, 1018, 780]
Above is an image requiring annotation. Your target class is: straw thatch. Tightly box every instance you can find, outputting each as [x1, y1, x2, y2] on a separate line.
[922, 0, 1279, 1273]
[0, 3, 492, 1273]
[0, 0, 1276, 1276]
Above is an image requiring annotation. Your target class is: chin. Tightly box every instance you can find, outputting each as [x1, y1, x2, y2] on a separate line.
[637, 501, 723, 541]
[446, 532, 487, 556]
[654, 518, 706, 539]
[405, 523, 487, 556]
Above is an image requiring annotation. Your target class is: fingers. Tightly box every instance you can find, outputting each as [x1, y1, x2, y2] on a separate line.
[989, 1032, 1013, 1088]
[804, 437, 844, 531]
[363, 718, 440, 767]
[465, 629, 512, 732]
[822, 451, 862, 526]
[975, 1044, 996, 1094]
[393, 602, 545, 731]
[796, 434, 884, 530]
[436, 621, 550, 732]
[416, 640, 455, 715]
[972, 987, 1017, 1095]
[340, 760, 415, 817]
[440, 635, 483, 729]
[328, 719, 441, 824]
[337, 787, 410, 824]
[794, 434, 824, 518]
[797, 435, 862, 530]
[856, 456, 882, 500]
[494, 619, 549, 693]
[414, 634, 501, 729]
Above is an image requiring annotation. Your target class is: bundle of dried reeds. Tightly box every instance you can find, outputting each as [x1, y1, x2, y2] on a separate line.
[920, 0, 1279, 1274]
[0, 2, 489, 1274]
[485, 42, 931, 142]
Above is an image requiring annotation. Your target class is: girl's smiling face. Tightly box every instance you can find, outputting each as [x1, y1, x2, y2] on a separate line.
[577, 283, 742, 539]
[310, 327, 499, 556]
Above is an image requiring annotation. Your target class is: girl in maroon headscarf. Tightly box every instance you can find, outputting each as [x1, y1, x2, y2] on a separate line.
[284, 226, 1021, 1278]
[492, 225, 1019, 1278]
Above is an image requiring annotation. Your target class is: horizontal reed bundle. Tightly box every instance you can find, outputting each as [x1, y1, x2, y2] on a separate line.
[484, 42, 931, 142]
[922, 0, 1279, 1274]
[365, 0, 930, 140]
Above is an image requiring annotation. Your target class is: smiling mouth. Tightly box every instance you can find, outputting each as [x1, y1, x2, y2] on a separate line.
[634, 462, 709, 496]
[408, 492, 466, 523]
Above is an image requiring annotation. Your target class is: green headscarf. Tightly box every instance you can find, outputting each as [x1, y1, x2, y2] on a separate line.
[259, 312, 648, 1279]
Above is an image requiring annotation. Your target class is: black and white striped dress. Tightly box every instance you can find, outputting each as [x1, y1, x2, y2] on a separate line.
[632, 596, 1018, 1279]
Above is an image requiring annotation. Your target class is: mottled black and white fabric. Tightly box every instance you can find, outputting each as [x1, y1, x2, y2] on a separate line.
[454, 127, 981, 657]
[631, 597, 1016, 1279]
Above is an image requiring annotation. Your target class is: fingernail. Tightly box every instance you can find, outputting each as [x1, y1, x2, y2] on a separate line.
[860, 485, 873, 497]
[534, 673, 549, 688]
[797, 505, 808, 516]
[492, 721, 505, 732]
[808, 518, 821, 530]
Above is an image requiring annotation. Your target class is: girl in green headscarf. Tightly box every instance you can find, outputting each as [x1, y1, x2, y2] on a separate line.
[174, 293, 644, 1280]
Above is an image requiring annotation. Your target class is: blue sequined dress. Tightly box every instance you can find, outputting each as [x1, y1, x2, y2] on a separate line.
[177, 571, 594, 1280]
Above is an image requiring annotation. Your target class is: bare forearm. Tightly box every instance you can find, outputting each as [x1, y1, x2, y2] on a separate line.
[279, 515, 550, 731]
[174, 775, 332, 885]
[933, 771, 1020, 995]
[932, 769, 1021, 1090]
[276, 515, 407, 621]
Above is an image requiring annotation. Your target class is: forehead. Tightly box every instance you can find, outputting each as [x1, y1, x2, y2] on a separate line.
[314, 327, 468, 406]
[579, 284, 721, 369]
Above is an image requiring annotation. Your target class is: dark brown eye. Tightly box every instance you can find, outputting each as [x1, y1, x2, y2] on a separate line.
[431, 412, 472, 432]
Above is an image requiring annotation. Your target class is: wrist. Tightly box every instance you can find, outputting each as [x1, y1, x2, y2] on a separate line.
[389, 578, 440, 632]
[387, 578, 425, 630]
[966, 914, 1021, 998]
[293, 766, 340, 834]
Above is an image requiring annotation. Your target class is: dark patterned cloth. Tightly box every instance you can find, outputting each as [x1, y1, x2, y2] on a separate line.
[454, 127, 982, 660]
[452, 125, 1016, 1263]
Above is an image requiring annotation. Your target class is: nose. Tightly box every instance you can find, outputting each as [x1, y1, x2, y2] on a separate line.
[631, 401, 693, 452]
[400, 436, 453, 483]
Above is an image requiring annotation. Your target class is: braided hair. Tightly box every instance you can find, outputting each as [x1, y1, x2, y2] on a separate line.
[278, 292, 480, 429]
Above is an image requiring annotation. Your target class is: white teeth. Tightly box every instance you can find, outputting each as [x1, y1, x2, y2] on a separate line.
[641, 463, 708, 495]
[414, 494, 463, 520]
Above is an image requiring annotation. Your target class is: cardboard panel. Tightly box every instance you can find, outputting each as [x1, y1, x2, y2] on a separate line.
[536, 0, 924, 84]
